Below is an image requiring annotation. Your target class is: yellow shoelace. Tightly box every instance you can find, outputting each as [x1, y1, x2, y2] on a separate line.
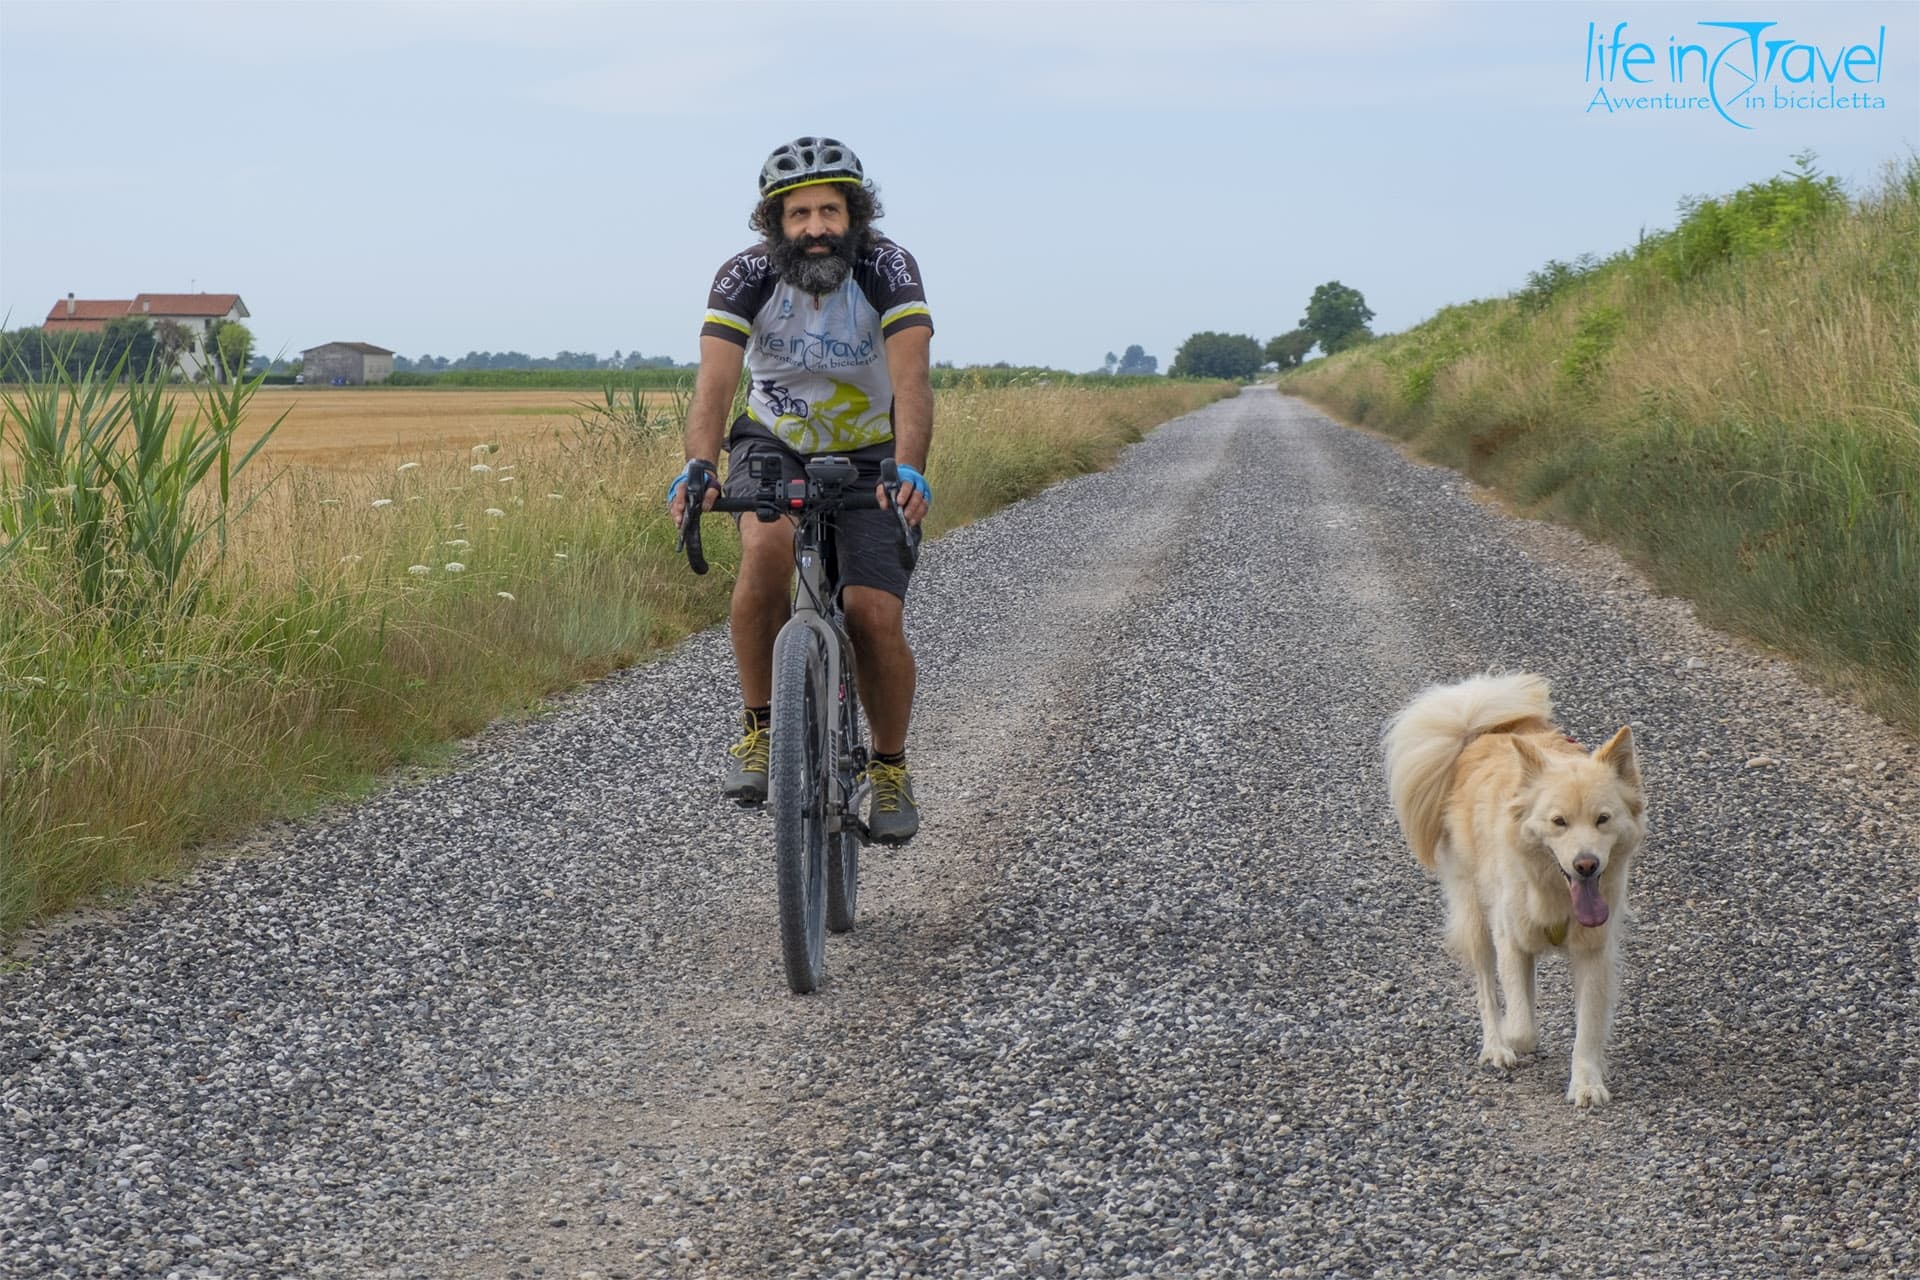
[866, 762, 911, 812]
[729, 726, 770, 772]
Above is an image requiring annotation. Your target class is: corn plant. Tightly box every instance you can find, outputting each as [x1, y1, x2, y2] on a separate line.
[0, 352, 286, 616]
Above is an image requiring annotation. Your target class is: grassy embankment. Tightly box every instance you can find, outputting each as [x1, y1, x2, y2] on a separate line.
[0, 371, 1230, 934]
[1285, 157, 1919, 733]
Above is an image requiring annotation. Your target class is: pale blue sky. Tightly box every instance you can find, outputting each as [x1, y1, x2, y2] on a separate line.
[2, 0, 1913, 371]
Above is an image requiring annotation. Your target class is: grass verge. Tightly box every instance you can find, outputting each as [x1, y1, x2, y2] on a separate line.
[1283, 156, 1919, 734]
[0, 377, 1230, 934]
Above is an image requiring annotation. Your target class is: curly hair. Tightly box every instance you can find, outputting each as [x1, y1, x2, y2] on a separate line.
[750, 181, 885, 251]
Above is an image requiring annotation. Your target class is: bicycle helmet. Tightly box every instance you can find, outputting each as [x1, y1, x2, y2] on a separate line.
[759, 136, 864, 198]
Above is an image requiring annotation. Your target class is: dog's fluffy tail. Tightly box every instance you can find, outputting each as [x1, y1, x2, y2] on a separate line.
[1383, 672, 1553, 870]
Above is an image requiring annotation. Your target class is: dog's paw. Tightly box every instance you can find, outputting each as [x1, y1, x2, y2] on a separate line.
[1505, 1029, 1538, 1056]
[1479, 1042, 1518, 1069]
[1567, 1076, 1611, 1107]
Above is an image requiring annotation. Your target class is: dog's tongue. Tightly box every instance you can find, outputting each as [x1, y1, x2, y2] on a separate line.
[1570, 877, 1610, 928]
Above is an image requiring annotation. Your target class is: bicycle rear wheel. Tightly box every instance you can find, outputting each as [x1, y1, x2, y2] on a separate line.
[826, 669, 862, 935]
[771, 625, 830, 993]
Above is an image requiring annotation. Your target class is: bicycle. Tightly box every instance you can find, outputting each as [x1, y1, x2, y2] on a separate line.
[678, 452, 918, 993]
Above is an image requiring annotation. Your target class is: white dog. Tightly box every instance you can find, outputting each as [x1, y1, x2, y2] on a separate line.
[1384, 673, 1645, 1106]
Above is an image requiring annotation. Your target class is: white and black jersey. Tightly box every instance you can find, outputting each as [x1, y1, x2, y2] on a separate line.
[701, 237, 933, 454]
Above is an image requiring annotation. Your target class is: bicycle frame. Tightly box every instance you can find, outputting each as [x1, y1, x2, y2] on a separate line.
[677, 449, 915, 990]
[780, 456, 872, 844]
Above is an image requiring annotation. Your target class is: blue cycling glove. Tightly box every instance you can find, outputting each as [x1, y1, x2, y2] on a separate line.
[667, 458, 717, 507]
[893, 464, 931, 508]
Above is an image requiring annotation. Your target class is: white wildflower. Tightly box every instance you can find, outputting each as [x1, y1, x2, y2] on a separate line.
[484, 508, 506, 518]
[339, 554, 363, 565]
[444, 562, 466, 573]
[22, 675, 47, 686]
[496, 591, 516, 602]
[547, 492, 565, 501]
[372, 498, 394, 509]
[408, 564, 431, 576]
[407, 495, 424, 502]
[443, 539, 471, 549]
[305, 629, 321, 637]
[553, 551, 569, 560]
[497, 475, 516, 484]
[471, 443, 495, 455]
[471, 463, 493, 474]
[397, 461, 421, 473]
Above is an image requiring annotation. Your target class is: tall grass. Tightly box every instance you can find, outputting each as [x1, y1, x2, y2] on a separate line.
[1284, 156, 1920, 731]
[0, 375, 1229, 933]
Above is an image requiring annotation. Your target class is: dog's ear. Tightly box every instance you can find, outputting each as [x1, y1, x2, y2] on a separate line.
[1594, 725, 1640, 787]
[1510, 735, 1548, 777]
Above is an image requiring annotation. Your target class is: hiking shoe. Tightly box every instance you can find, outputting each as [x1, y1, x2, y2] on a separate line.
[722, 711, 770, 805]
[865, 760, 919, 844]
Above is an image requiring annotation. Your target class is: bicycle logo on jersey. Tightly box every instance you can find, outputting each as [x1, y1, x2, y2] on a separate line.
[759, 379, 810, 420]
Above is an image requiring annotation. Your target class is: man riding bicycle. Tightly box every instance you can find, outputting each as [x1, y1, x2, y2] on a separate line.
[668, 136, 933, 844]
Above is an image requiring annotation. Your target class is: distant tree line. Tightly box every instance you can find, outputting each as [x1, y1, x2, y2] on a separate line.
[394, 349, 686, 374]
[1094, 344, 1159, 377]
[1168, 280, 1377, 380]
[1, 318, 254, 382]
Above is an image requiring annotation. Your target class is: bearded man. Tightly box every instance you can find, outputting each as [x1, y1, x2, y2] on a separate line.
[667, 137, 934, 844]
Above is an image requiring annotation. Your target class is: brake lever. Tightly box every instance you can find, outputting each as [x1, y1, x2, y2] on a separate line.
[879, 459, 920, 574]
[676, 472, 711, 575]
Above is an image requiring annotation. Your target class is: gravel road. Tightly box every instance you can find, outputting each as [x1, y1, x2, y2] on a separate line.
[4, 387, 1916, 1279]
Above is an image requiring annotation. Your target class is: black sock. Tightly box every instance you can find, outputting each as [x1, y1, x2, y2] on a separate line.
[873, 749, 906, 767]
[746, 705, 771, 730]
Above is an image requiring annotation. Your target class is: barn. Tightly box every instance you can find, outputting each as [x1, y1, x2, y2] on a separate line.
[301, 342, 395, 386]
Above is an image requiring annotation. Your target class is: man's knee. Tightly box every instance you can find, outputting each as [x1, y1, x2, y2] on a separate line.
[733, 521, 793, 603]
[842, 586, 904, 647]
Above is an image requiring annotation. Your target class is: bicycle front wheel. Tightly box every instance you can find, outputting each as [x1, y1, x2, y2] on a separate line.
[826, 670, 862, 935]
[771, 625, 830, 993]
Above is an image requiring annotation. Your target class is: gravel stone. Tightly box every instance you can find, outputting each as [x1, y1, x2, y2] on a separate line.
[3, 389, 1915, 1279]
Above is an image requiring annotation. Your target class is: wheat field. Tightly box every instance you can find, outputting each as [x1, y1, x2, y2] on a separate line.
[229, 387, 678, 468]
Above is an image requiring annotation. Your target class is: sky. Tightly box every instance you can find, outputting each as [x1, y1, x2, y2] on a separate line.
[2, 0, 1914, 372]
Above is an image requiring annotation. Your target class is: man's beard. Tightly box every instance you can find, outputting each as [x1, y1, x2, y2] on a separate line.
[771, 230, 860, 295]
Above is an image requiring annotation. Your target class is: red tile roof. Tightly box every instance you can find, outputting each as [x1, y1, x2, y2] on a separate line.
[42, 293, 248, 332]
[129, 293, 247, 318]
[43, 299, 134, 331]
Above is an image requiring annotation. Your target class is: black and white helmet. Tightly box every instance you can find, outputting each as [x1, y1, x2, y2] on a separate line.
[759, 136, 864, 198]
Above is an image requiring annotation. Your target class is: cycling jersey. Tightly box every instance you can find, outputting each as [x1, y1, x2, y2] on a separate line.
[701, 237, 933, 454]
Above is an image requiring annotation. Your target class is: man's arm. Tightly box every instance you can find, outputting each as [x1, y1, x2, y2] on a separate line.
[884, 325, 933, 471]
[881, 325, 934, 525]
[686, 334, 747, 466]
[670, 336, 746, 520]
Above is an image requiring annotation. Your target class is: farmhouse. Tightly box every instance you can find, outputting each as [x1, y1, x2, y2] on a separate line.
[43, 292, 249, 380]
[301, 342, 394, 386]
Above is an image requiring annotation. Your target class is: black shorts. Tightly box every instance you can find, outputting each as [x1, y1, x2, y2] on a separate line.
[723, 417, 915, 600]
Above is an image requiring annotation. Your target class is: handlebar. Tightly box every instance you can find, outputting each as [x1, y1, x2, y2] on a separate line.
[676, 456, 920, 577]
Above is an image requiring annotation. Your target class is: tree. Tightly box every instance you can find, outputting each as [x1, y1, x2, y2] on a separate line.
[99, 317, 158, 378]
[1116, 344, 1157, 376]
[212, 321, 254, 382]
[1168, 331, 1264, 380]
[152, 320, 194, 378]
[1264, 329, 1315, 370]
[1102, 350, 1118, 375]
[1301, 282, 1376, 356]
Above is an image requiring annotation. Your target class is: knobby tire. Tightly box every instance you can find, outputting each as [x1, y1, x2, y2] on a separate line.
[772, 626, 830, 993]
